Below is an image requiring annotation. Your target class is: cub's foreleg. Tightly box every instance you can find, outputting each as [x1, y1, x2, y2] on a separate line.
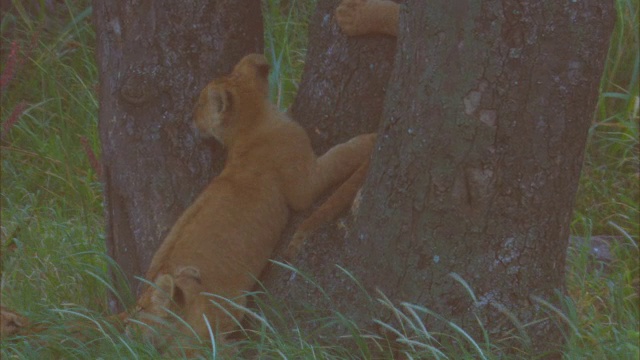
[284, 133, 376, 212]
[311, 133, 376, 201]
[284, 133, 376, 259]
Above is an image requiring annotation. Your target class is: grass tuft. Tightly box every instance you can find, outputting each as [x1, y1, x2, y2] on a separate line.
[263, 0, 316, 109]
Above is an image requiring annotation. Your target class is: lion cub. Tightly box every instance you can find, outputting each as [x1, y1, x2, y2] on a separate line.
[125, 54, 376, 349]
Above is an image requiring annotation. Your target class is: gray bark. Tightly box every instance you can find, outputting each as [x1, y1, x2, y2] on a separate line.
[267, 0, 614, 356]
[93, 0, 263, 309]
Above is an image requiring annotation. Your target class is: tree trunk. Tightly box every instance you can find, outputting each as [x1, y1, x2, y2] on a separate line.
[266, 0, 614, 356]
[93, 1, 263, 310]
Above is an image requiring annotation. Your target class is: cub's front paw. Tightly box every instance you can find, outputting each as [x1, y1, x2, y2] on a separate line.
[336, 0, 370, 36]
[336, 0, 399, 37]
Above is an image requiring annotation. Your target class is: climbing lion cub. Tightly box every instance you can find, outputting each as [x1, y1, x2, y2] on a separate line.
[125, 54, 376, 349]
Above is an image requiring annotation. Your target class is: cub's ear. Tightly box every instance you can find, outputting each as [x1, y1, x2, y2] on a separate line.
[238, 53, 270, 79]
[221, 89, 233, 113]
[204, 87, 232, 114]
[151, 274, 175, 309]
[172, 266, 202, 308]
[193, 85, 234, 140]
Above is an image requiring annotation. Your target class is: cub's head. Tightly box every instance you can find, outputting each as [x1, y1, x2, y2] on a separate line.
[126, 266, 206, 348]
[193, 54, 271, 144]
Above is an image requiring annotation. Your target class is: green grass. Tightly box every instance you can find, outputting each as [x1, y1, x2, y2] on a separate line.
[1, 0, 638, 359]
[567, 1, 639, 357]
[573, 0, 639, 237]
[1, 0, 106, 314]
[263, 0, 316, 110]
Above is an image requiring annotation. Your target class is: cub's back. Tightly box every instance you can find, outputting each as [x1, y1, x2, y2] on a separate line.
[145, 113, 309, 286]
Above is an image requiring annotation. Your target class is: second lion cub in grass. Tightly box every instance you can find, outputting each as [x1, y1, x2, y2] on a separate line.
[125, 54, 376, 349]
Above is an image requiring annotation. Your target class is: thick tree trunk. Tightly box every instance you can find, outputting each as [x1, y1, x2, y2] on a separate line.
[267, 0, 614, 356]
[93, 1, 263, 309]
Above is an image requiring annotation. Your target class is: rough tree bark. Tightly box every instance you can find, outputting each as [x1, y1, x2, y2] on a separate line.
[266, 0, 614, 356]
[93, 1, 263, 309]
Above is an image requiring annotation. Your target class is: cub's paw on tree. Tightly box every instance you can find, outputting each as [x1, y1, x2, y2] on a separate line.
[336, 0, 400, 37]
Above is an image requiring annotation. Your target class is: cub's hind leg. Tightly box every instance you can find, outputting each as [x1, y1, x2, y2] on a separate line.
[336, 0, 399, 37]
[284, 133, 376, 259]
[285, 132, 377, 213]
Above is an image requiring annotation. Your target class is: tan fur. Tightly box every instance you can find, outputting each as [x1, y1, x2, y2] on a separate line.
[336, 0, 399, 37]
[1, 305, 28, 338]
[127, 54, 376, 348]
